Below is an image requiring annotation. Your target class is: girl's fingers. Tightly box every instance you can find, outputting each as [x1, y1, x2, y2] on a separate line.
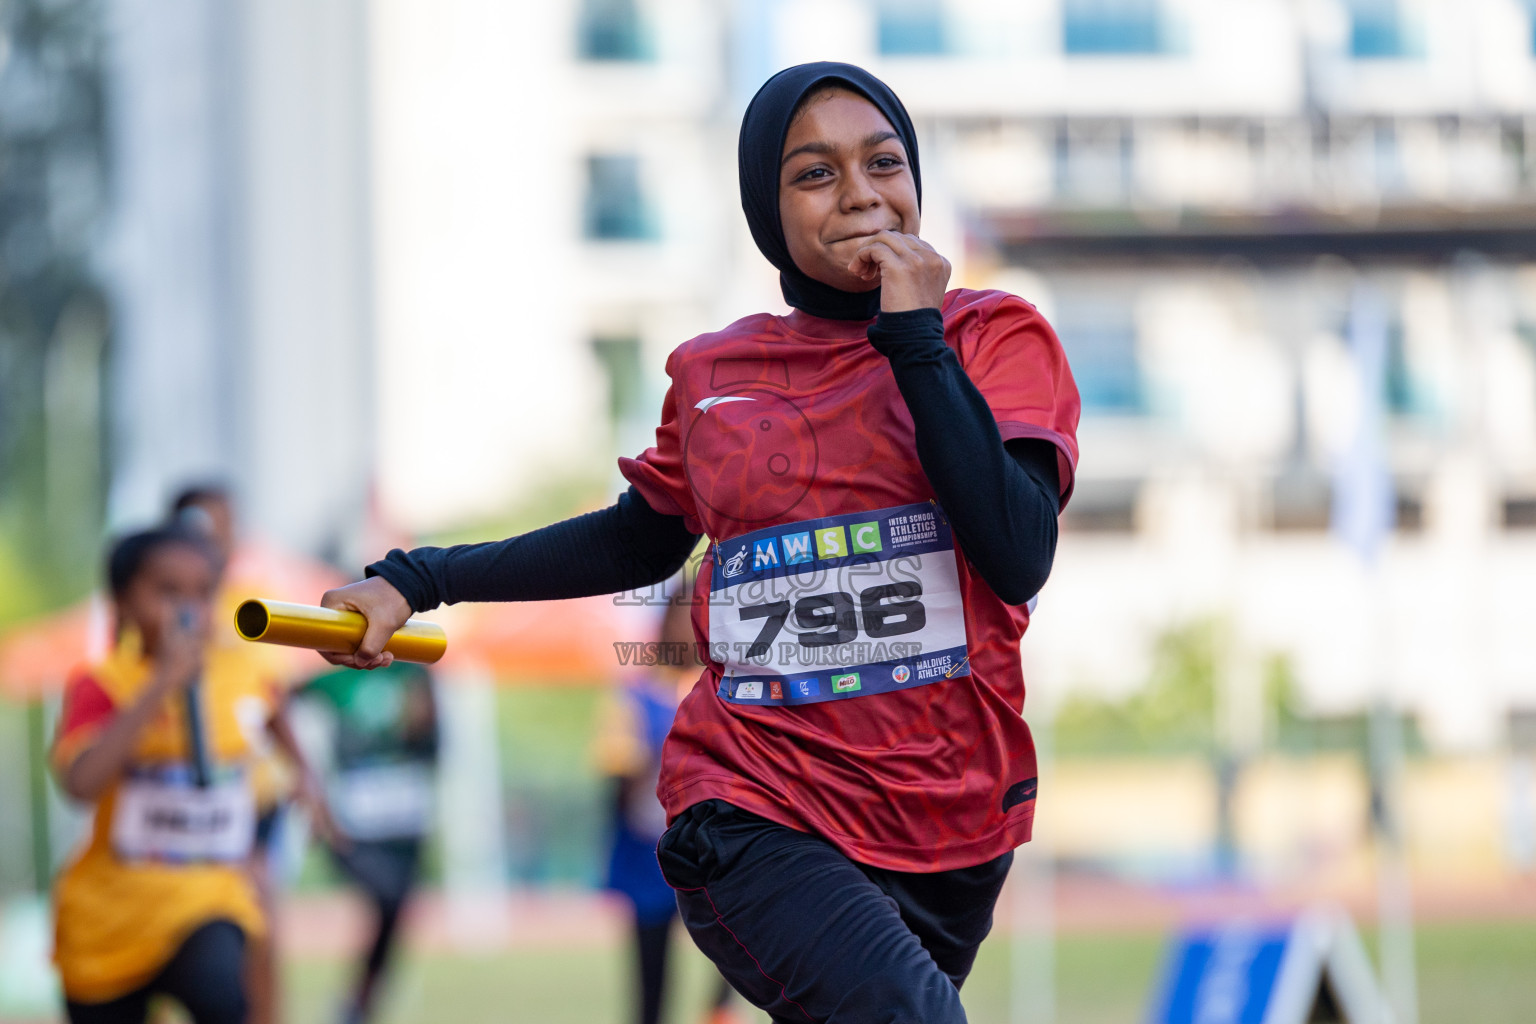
[855, 232, 935, 270]
[319, 650, 390, 670]
[850, 238, 899, 277]
[852, 233, 945, 279]
[863, 232, 914, 264]
[902, 232, 937, 254]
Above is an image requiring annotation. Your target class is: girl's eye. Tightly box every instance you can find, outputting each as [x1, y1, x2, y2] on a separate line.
[871, 156, 903, 171]
[794, 166, 831, 183]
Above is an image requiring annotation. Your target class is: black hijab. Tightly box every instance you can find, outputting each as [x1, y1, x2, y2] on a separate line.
[738, 62, 922, 322]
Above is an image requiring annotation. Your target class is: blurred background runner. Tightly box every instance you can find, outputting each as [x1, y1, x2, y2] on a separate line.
[293, 661, 440, 1024]
[171, 485, 335, 1024]
[51, 527, 269, 1024]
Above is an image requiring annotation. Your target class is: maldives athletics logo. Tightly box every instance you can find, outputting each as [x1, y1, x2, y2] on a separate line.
[891, 664, 911, 685]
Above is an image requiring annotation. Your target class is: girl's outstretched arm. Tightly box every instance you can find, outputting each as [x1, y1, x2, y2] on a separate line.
[321, 487, 700, 668]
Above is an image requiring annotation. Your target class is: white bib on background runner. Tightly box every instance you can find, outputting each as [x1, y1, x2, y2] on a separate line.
[709, 501, 971, 706]
[111, 764, 256, 864]
[330, 762, 435, 841]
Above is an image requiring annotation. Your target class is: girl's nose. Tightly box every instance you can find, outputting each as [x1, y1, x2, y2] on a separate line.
[839, 170, 881, 212]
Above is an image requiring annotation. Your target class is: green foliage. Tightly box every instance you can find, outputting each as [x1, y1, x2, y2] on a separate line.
[424, 471, 609, 549]
[1055, 619, 1224, 756]
[0, 528, 52, 630]
[496, 687, 608, 886]
[0, 0, 112, 622]
[1054, 619, 1427, 758]
[496, 687, 607, 787]
[1266, 652, 1428, 758]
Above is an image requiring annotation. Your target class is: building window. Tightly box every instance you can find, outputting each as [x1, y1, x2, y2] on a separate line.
[1347, 0, 1423, 58]
[1053, 121, 1135, 204]
[1062, 0, 1165, 55]
[1269, 471, 1333, 532]
[1394, 489, 1424, 532]
[1503, 497, 1536, 529]
[578, 0, 652, 61]
[591, 336, 644, 424]
[1383, 321, 1437, 419]
[1054, 295, 1146, 415]
[583, 155, 657, 241]
[1372, 121, 1405, 196]
[877, 0, 948, 56]
[1061, 479, 1139, 533]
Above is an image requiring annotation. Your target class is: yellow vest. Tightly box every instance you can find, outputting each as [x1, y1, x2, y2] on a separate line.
[51, 644, 271, 1003]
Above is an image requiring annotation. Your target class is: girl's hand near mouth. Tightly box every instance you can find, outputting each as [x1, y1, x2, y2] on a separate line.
[849, 229, 951, 313]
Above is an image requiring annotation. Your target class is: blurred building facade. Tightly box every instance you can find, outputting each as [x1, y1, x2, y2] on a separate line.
[98, 0, 1536, 745]
[389, 0, 1535, 748]
[104, 0, 374, 560]
[855, 0, 1536, 751]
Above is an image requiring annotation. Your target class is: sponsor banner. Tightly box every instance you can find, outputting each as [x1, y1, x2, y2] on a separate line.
[716, 645, 970, 707]
[711, 502, 953, 590]
[1149, 911, 1388, 1024]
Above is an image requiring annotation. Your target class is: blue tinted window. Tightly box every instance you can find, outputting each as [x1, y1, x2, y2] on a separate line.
[1347, 0, 1422, 58]
[878, 0, 948, 55]
[1067, 325, 1145, 413]
[1063, 0, 1164, 55]
[578, 0, 653, 61]
[1383, 321, 1437, 419]
[584, 155, 657, 240]
[1053, 122, 1135, 203]
[1056, 299, 1146, 414]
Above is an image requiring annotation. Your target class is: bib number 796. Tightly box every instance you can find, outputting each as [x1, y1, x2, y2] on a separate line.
[736, 582, 926, 659]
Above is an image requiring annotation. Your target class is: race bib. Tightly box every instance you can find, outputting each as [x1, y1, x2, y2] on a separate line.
[709, 501, 971, 707]
[111, 765, 256, 864]
[331, 763, 435, 841]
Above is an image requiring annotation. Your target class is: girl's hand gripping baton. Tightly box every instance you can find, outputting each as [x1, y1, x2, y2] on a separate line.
[233, 599, 446, 665]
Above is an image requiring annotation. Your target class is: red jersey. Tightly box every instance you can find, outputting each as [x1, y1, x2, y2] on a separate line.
[619, 288, 1080, 872]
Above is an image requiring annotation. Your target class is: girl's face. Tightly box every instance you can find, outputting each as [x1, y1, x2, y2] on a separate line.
[118, 543, 217, 652]
[778, 88, 919, 294]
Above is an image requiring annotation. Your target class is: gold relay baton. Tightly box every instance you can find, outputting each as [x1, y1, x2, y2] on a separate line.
[233, 599, 447, 665]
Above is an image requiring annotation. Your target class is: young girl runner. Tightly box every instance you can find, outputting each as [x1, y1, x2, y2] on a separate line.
[170, 484, 337, 1024]
[323, 62, 1079, 1023]
[53, 527, 271, 1024]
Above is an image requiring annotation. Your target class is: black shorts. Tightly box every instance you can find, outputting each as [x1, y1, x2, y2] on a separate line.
[64, 920, 247, 1024]
[328, 838, 423, 909]
[656, 800, 1012, 1024]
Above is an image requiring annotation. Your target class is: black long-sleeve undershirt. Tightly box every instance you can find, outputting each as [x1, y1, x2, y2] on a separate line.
[867, 307, 1061, 605]
[369, 311, 1062, 611]
[367, 485, 700, 612]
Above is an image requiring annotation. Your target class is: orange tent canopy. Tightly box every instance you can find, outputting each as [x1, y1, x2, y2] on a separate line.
[436, 594, 626, 683]
[0, 538, 640, 696]
[0, 599, 103, 700]
[0, 538, 348, 700]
